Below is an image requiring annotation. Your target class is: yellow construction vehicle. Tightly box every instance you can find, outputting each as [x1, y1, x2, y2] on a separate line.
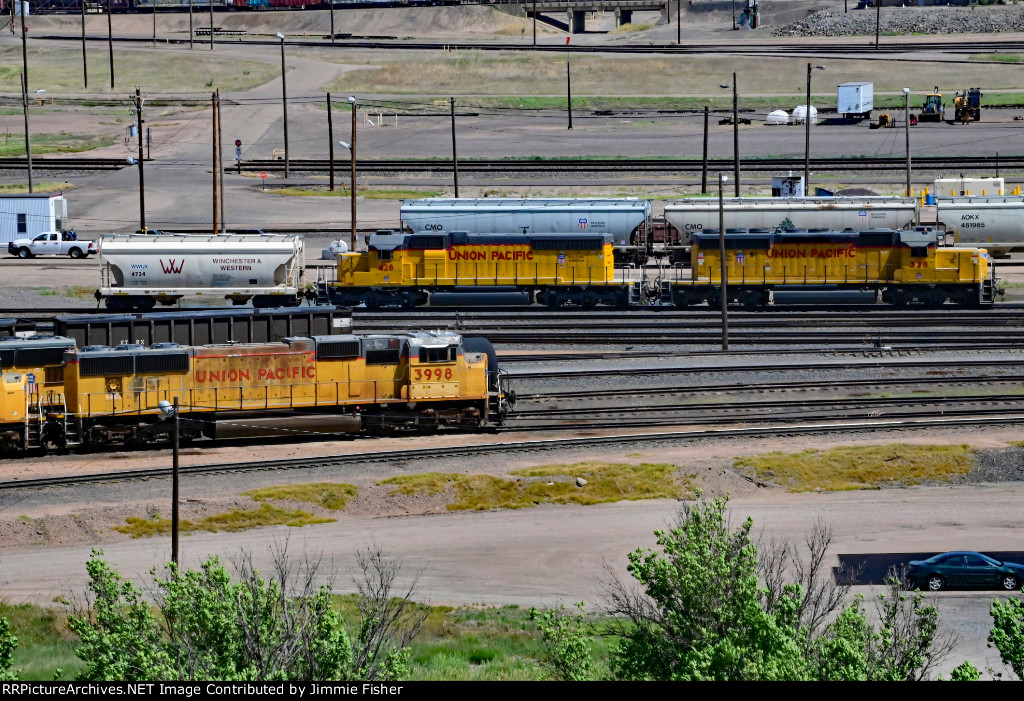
[919, 87, 945, 122]
[954, 88, 983, 124]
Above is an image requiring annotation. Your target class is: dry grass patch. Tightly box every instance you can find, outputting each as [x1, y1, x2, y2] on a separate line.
[0, 182, 74, 194]
[243, 482, 358, 510]
[735, 443, 973, 492]
[113, 504, 333, 538]
[378, 462, 687, 511]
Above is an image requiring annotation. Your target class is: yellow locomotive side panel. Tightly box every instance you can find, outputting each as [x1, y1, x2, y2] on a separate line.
[65, 366, 186, 418]
[337, 243, 615, 288]
[190, 347, 317, 412]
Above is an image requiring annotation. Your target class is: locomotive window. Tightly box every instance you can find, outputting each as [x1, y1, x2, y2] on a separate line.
[80, 355, 134, 377]
[365, 349, 401, 366]
[910, 246, 929, 257]
[135, 353, 190, 374]
[377, 250, 393, 261]
[0, 349, 14, 369]
[419, 345, 457, 363]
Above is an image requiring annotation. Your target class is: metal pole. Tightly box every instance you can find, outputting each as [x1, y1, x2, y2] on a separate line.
[350, 99, 357, 252]
[804, 63, 811, 196]
[567, 60, 573, 130]
[532, 0, 536, 46]
[152, 0, 156, 44]
[217, 90, 224, 233]
[106, 0, 114, 89]
[20, 0, 28, 89]
[676, 0, 680, 44]
[212, 92, 218, 236]
[209, 0, 214, 51]
[701, 105, 709, 194]
[718, 175, 729, 351]
[875, 0, 881, 50]
[330, 0, 335, 44]
[280, 36, 289, 179]
[171, 397, 179, 566]
[732, 0, 737, 29]
[451, 97, 459, 197]
[189, 0, 193, 51]
[21, 72, 32, 194]
[327, 93, 335, 192]
[732, 73, 739, 196]
[81, 0, 88, 89]
[135, 87, 145, 230]
[905, 89, 911, 197]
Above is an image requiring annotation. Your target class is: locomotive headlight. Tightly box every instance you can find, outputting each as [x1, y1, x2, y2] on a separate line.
[158, 400, 176, 418]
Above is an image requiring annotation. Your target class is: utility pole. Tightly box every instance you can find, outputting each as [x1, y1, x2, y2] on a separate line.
[152, 0, 156, 44]
[330, 0, 335, 44]
[732, 72, 739, 196]
[209, 0, 214, 51]
[212, 92, 218, 236]
[327, 93, 335, 191]
[21, 72, 33, 194]
[217, 90, 224, 233]
[278, 33, 289, 179]
[106, 0, 114, 89]
[132, 87, 146, 230]
[171, 397, 179, 567]
[532, 0, 536, 46]
[701, 106, 709, 194]
[875, 0, 881, 49]
[189, 0, 193, 51]
[718, 174, 729, 351]
[450, 97, 459, 197]
[81, 0, 88, 89]
[19, 0, 28, 89]
[350, 97, 357, 252]
[676, 0, 681, 44]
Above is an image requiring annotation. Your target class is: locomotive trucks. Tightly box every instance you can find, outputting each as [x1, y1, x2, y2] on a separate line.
[0, 331, 513, 454]
[8, 231, 95, 259]
[399, 198, 653, 266]
[96, 232, 305, 311]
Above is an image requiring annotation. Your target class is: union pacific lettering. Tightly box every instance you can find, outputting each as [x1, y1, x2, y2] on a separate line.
[447, 247, 534, 262]
[195, 366, 315, 383]
[766, 246, 857, 259]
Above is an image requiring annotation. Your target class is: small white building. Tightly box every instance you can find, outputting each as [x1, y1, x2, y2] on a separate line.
[0, 193, 69, 245]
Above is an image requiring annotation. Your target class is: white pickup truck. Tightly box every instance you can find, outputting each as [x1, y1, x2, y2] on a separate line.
[8, 231, 96, 259]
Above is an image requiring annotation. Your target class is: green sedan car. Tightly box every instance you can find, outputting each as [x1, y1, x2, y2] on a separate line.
[907, 551, 1024, 592]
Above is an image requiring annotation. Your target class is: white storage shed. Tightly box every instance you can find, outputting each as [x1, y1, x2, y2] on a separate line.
[0, 193, 69, 245]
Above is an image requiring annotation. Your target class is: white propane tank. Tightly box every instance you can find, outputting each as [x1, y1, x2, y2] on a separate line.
[321, 240, 349, 260]
[767, 110, 789, 125]
[791, 105, 818, 125]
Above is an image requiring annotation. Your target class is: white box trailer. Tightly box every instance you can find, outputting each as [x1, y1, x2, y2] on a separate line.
[0, 194, 69, 245]
[837, 82, 873, 119]
[933, 177, 1005, 197]
[400, 197, 653, 265]
[97, 233, 305, 311]
[663, 197, 918, 245]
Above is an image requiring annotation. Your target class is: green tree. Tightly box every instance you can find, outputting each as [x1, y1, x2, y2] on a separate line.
[989, 595, 1024, 679]
[0, 616, 18, 681]
[604, 495, 808, 680]
[947, 661, 981, 681]
[529, 601, 594, 681]
[66, 544, 424, 682]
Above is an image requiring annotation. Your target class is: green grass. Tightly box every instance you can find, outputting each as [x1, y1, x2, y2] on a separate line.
[113, 503, 334, 538]
[0, 46, 279, 93]
[379, 462, 688, 511]
[2, 597, 617, 681]
[0, 182, 73, 194]
[243, 482, 358, 510]
[735, 443, 974, 492]
[0, 601, 83, 681]
[972, 54, 1024, 63]
[0, 133, 116, 157]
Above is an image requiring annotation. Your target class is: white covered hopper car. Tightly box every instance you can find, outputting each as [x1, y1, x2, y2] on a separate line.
[399, 198, 653, 265]
[97, 233, 305, 311]
[663, 196, 919, 245]
[933, 197, 1024, 256]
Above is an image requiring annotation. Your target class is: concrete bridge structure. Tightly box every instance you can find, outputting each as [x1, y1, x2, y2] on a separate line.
[505, 0, 673, 34]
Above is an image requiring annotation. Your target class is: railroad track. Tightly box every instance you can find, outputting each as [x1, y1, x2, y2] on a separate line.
[6, 412, 1024, 492]
[4, 155, 1024, 175]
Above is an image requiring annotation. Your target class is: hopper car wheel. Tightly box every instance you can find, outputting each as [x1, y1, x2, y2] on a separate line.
[134, 297, 156, 312]
[68, 247, 84, 259]
[17, 247, 32, 259]
[363, 293, 380, 310]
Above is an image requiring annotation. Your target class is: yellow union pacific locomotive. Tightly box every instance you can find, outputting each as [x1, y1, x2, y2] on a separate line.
[320, 231, 633, 309]
[669, 228, 999, 308]
[0, 332, 513, 454]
